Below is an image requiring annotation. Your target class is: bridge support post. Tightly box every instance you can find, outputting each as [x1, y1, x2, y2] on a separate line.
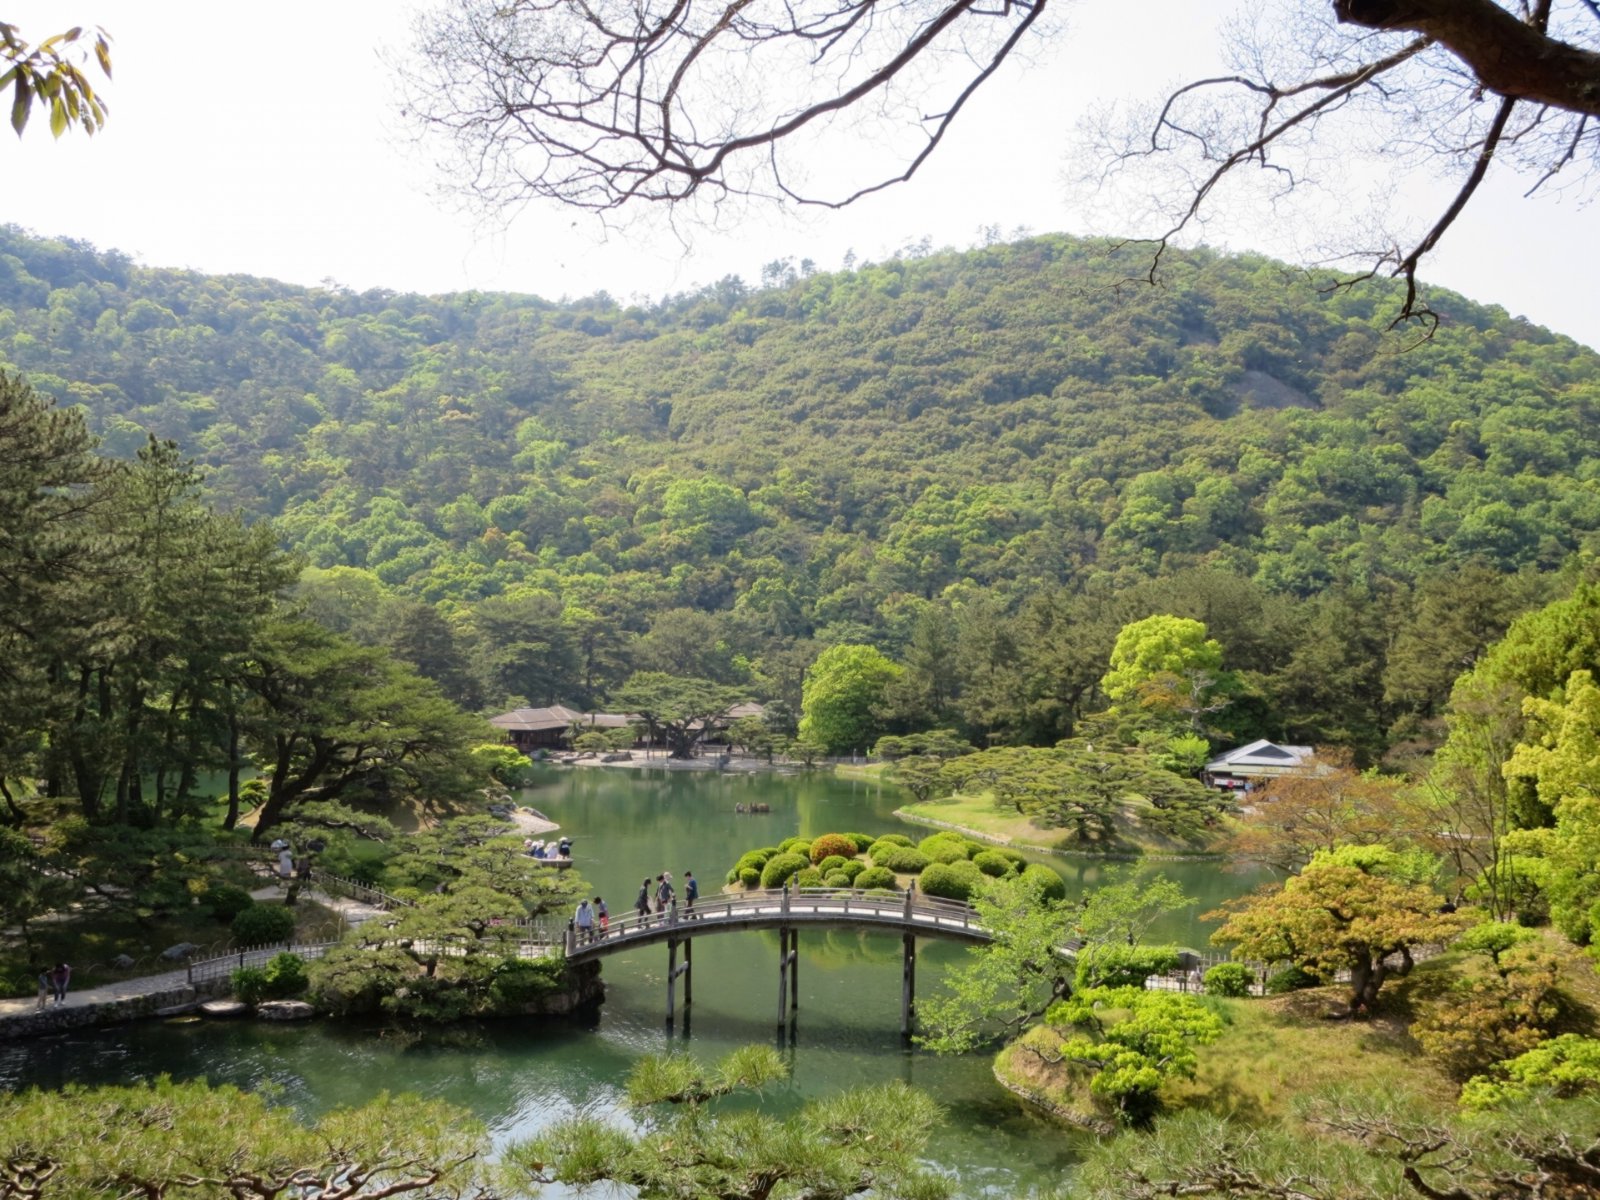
[667, 937, 678, 1023]
[901, 933, 916, 1038]
[777, 927, 798, 1025]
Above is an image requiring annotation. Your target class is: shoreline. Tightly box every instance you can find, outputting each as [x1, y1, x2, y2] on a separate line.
[892, 808, 1225, 862]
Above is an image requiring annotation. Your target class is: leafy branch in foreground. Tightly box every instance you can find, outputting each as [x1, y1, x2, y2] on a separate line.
[504, 1046, 951, 1200]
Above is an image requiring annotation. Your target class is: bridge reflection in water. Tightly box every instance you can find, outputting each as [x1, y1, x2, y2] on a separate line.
[565, 885, 1009, 1035]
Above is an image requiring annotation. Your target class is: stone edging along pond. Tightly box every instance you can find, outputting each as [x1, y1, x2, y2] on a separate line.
[0, 978, 235, 1042]
[890, 809, 1225, 863]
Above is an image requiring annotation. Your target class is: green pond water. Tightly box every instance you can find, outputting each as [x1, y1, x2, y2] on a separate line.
[0, 766, 1265, 1196]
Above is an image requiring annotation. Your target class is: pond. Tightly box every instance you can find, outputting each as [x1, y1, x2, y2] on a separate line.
[0, 765, 1265, 1196]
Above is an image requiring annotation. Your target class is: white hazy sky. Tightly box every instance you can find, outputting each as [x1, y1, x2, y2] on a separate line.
[6, 1, 1597, 348]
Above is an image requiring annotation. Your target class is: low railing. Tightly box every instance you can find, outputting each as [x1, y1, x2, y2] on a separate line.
[564, 885, 987, 955]
[185, 940, 338, 986]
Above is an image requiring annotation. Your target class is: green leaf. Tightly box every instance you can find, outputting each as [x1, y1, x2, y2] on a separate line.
[49, 96, 66, 138]
[11, 75, 31, 136]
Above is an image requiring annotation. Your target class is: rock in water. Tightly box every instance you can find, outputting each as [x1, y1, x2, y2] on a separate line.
[255, 1000, 315, 1021]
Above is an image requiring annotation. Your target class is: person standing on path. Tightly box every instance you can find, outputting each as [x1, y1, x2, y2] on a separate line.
[35, 968, 49, 1010]
[575, 898, 594, 944]
[684, 871, 698, 916]
[50, 962, 70, 1004]
[635, 878, 652, 924]
[595, 896, 609, 937]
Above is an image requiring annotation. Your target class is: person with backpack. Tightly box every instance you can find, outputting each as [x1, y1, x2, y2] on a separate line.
[635, 877, 652, 924]
[655, 872, 675, 918]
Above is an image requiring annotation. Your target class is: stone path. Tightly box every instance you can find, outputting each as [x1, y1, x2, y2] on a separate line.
[0, 886, 386, 1025]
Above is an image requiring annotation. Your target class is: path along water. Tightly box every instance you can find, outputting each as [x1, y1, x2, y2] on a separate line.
[0, 766, 1265, 1196]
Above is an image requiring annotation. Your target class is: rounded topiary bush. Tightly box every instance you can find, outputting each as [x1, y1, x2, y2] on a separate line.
[231, 903, 296, 947]
[817, 854, 850, 874]
[918, 860, 985, 902]
[809, 833, 860, 864]
[760, 852, 810, 889]
[1265, 965, 1318, 994]
[739, 866, 761, 888]
[855, 866, 898, 890]
[917, 833, 975, 864]
[823, 871, 852, 887]
[845, 832, 876, 852]
[1020, 862, 1067, 902]
[972, 850, 1015, 878]
[779, 837, 812, 856]
[1203, 962, 1254, 997]
[873, 845, 931, 873]
[838, 859, 867, 881]
[207, 884, 256, 923]
[873, 833, 914, 848]
[794, 867, 823, 888]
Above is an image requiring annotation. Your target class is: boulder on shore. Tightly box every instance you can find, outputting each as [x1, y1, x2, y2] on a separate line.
[255, 1000, 315, 1021]
[160, 943, 200, 962]
[200, 999, 249, 1018]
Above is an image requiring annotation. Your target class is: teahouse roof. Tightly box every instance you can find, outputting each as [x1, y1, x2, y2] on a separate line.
[489, 705, 634, 732]
[1204, 738, 1317, 776]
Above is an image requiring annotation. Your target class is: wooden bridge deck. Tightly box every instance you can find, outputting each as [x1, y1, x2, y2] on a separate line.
[564, 887, 997, 961]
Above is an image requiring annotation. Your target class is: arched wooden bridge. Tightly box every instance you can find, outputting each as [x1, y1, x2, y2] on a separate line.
[563, 886, 1072, 1034]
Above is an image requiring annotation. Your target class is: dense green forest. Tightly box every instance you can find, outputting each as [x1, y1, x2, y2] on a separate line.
[3, 224, 1596, 759]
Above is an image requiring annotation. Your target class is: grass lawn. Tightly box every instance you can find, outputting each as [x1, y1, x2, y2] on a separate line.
[995, 928, 1600, 1130]
[898, 792, 1220, 857]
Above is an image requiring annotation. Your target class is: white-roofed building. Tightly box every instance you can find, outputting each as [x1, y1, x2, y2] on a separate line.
[1202, 739, 1318, 792]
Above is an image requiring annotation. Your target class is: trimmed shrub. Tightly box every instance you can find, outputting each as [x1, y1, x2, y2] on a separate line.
[1075, 944, 1182, 990]
[261, 951, 307, 997]
[972, 850, 1015, 878]
[231, 903, 296, 947]
[809, 833, 860, 864]
[855, 866, 899, 890]
[1265, 965, 1318, 994]
[231, 966, 269, 1005]
[794, 867, 823, 888]
[873, 833, 914, 848]
[823, 871, 852, 887]
[838, 859, 867, 881]
[817, 855, 850, 874]
[918, 834, 973, 864]
[760, 853, 810, 889]
[918, 860, 985, 901]
[779, 837, 813, 857]
[844, 833, 876, 852]
[739, 867, 761, 888]
[1203, 962, 1254, 997]
[993, 848, 1028, 867]
[207, 884, 256, 923]
[1020, 862, 1067, 902]
[872, 845, 931, 873]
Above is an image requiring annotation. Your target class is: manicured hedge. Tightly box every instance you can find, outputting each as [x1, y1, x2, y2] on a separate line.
[1203, 962, 1254, 997]
[823, 871, 852, 887]
[809, 833, 860, 864]
[817, 854, 850, 874]
[1020, 862, 1067, 902]
[855, 866, 898, 890]
[972, 850, 1015, 878]
[844, 832, 876, 852]
[231, 903, 296, 947]
[918, 860, 985, 901]
[872, 845, 931, 873]
[1265, 965, 1319, 994]
[739, 867, 760, 888]
[872, 833, 914, 848]
[760, 852, 810, 889]
[918, 833, 979, 863]
[794, 867, 823, 888]
[838, 860, 867, 881]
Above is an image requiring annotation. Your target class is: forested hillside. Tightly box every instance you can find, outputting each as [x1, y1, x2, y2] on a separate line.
[2, 224, 1595, 759]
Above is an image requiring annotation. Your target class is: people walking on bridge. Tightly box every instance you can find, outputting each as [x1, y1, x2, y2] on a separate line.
[655, 872, 675, 919]
[575, 898, 594, 944]
[595, 896, 608, 937]
[684, 871, 698, 916]
[635, 878, 652, 923]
